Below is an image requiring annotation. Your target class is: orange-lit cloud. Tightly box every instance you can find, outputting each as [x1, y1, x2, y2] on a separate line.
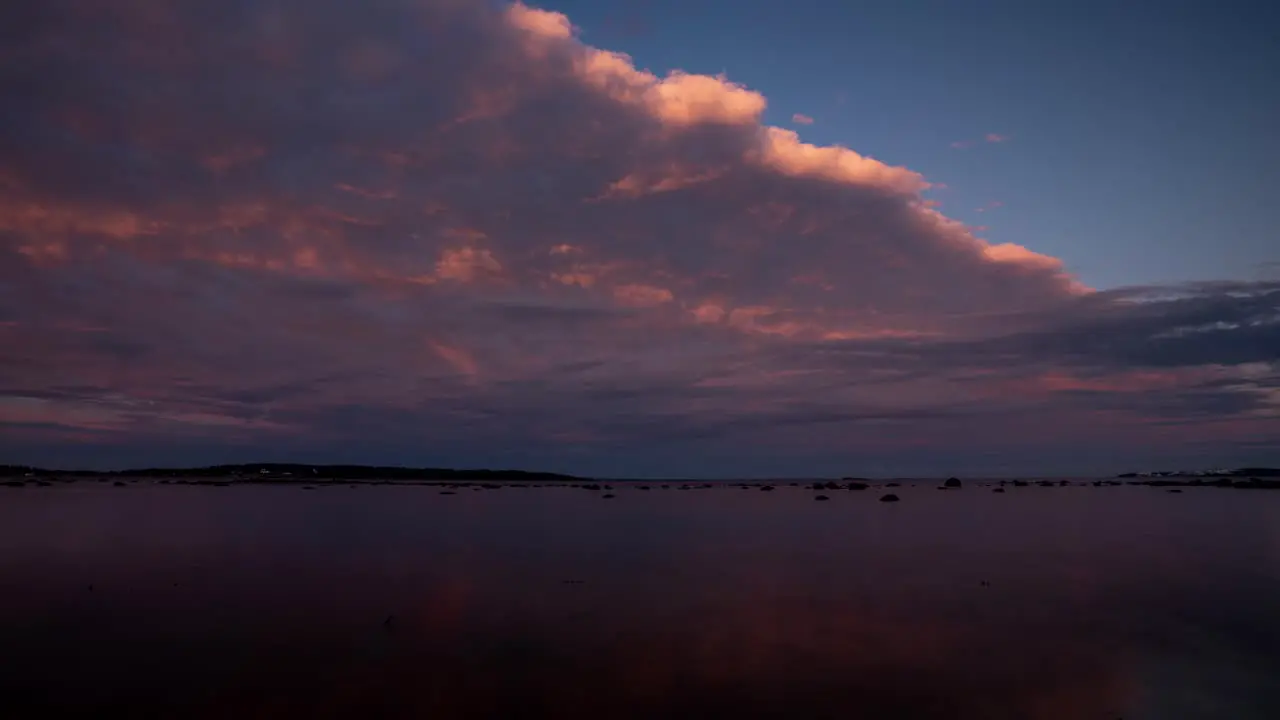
[0, 0, 1276, 474]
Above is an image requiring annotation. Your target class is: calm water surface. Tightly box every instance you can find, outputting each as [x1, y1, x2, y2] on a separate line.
[3, 481, 1280, 719]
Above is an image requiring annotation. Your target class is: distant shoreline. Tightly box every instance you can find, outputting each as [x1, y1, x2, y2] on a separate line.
[2, 461, 1280, 479]
[2, 462, 1278, 489]
[0, 463, 582, 483]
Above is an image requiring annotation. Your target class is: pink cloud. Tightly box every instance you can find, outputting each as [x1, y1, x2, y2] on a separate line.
[985, 133, 1009, 143]
[791, 113, 814, 125]
[429, 340, 481, 379]
[0, 0, 1272, 473]
[613, 283, 674, 307]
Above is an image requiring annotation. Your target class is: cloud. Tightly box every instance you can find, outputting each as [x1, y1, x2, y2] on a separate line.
[950, 133, 1009, 150]
[0, 1, 1275, 475]
[791, 113, 814, 125]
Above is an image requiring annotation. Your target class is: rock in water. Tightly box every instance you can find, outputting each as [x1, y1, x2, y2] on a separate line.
[944, 477, 962, 489]
[879, 493, 901, 503]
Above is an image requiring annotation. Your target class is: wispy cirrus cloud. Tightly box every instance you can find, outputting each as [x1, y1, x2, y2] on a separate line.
[950, 133, 1010, 150]
[791, 113, 814, 125]
[0, 1, 1274, 475]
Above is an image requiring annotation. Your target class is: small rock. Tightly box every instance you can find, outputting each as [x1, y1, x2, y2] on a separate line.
[993, 488, 1005, 493]
[602, 493, 616, 499]
[760, 485, 775, 492]
[944, 477, 962, 489]
[814, 494, 830, 501]
[879, 493, 901, 503]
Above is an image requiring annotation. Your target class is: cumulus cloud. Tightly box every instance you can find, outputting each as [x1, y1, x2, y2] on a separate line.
[0, 0, 1274, 474]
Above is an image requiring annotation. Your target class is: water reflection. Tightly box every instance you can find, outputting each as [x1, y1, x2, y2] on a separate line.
[2, 482, 1279, 718]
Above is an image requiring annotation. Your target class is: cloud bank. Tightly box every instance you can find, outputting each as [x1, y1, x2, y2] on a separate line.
[0, 1, 1276, 475]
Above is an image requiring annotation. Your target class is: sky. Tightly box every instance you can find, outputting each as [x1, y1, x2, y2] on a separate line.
[0, 0, 1277, 477]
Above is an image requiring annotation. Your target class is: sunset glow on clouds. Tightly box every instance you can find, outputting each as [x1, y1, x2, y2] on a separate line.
[1, 0, 1277, 475]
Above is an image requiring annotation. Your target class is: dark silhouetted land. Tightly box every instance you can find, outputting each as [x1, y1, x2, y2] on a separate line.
[0, 463, 582, 483]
